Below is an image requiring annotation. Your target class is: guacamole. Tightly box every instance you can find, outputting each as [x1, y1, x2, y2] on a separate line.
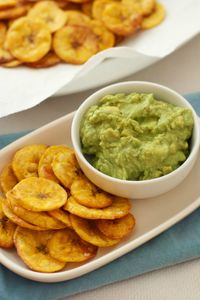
[80, 93, 194, 180]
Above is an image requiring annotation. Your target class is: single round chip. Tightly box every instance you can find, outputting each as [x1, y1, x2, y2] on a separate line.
[0, 164, 18, 194]
[0, 22, 6, 47]
[90, 19, 115, 51]
[0, 0, 17, 10]
[0, 4, 31, 20]
[9, 197, 66, 229]
[25, 51, 61, 68]
[38, 145, 74, 182]
[2, 200, 46, 230]
[1, 58, 22, 67]
[5, 17, 51, 62]
[14, 227, 66, 272]
[92, 0, 119, 21]
[12, 144, 48, 181]
[52, 149, 82, 189]
[70, 176, 113, 208]
[70, 214, 120, 247]
[122, 0, 155, 16]
[49, 228, 98, 262]
[102, 2, 142, 36]
[96, 213, 135, 239]
[8, 177, 67, 211]
[53, 24, 99, 64]
[65, 10, 91, 26]
[141, 2, 165, 29]
[48, 209, 72, 228]
[28, 1, 67, 33]
[0, 197, 16, 248]
[64, 196, 131, 219]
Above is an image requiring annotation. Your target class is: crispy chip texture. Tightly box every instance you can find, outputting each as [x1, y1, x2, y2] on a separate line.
[1, 58, 22, 67]
[81, 2, 92, 17]
[53, 24, 98, 64]
[8, 177, 67, 211]
[5, 17, 51, 62]
[90, 19, 115, 50]
[26, 51, 60, 68]
[65, 10, 90, 26]
[0, 197, 16, 248]
[70, 176, 113, 208]
[0, 164, 18, 194]
[141, 2, 165, 29]
[0, 4, 30, 20]
[9, 198, 66, 229]
[14, 227, 66, 272]
[2, 199, 46, 230]
[96, 213, 135, 239]
[64, 196, 131, 219]
[48, 209, 72, 228]
[49, 228, 98, 262]
[0, 0, 17, 9]
[38, 145, 73, 182]
[52, 148, 81, 189]
[12, 144, 48, 181]
[122, 0, 155, 16]
[92, 0, 119, 21]
[28, 1, 67, 32]
[0, 21, 6, 47]
[70, 214, 120, 247]
[0, 48, 13, 63]
[102, 2, 142, 36]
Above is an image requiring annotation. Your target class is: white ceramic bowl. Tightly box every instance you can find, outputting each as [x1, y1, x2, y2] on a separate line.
[71, 81, 200, 199]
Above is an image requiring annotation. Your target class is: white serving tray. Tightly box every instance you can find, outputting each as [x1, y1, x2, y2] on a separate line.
[0, 112, 200, 282]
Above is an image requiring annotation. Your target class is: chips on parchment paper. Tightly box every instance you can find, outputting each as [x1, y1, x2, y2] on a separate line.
[0, 143, 136, 273]
[0, 0, 165, 68]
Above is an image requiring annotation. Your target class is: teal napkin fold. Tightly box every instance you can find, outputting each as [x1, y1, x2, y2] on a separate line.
[0, 92, 200, 300]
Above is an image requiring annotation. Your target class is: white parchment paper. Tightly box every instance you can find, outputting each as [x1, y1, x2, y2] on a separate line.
[0, 0, 199, 118]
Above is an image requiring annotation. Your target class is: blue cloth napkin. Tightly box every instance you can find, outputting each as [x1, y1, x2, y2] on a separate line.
[0, 92, 200, 300]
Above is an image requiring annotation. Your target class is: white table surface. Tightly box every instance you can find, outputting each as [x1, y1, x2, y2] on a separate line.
[0, 35, 200, 300]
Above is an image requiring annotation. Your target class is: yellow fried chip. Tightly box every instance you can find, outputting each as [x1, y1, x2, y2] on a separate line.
[2, 200, 46, 230]
[96, 213, 135, 239]
[0, 197, 16, 248]
[52, 148, 82, 189]
[53, 25, 98, 64]
[102, 2, 142, 36]
[68, 0, 91, 3]
[5, 17, 51, 62]
[48, 209, 72, 228]
[38, 145, 74, 182]
[65, 10, 91, 26]
[25, 51, 60, 68]
[0, 48, 13, 63]
[12, 144, 48, 181]
[92, 0, 119, 21]
[0, 22, 6, 47]
[141, 2, 165, 29]
[70, 176, 113, 208]
[90, 19, 115, 51]
[1, 58, 22, 67]
[122, 0, 155, 16]
[0, 4, 31, 20]
[0, 0, 17, 10]
[49, 228, 98, 262]
[64, 196, 131, 219]
[28, 1, 67, 33]
[8, 177, 67, 211]
[9, 197, 66, 229]
[70, 214, 120, 247]
[14, 227, 66, 272]
[81, 2, 92, 17]
[0, 164, 18, 194]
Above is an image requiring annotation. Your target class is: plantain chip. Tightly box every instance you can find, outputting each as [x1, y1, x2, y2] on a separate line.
[0, 164, 18, 194]
[141, 2, 165, 29]
[70, 214, 120, 247]
[48, 209, 72, 228]
[49, 228, 98, 262]
[0, 197, 16, 248]
[14, 227, 66, 272]
[64, 196, 131, 219]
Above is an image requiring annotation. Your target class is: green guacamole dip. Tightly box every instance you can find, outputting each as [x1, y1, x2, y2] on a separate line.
[80, 93, 194, 180]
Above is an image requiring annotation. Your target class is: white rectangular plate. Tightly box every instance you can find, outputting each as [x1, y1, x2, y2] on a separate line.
[0, 112, 200, 282]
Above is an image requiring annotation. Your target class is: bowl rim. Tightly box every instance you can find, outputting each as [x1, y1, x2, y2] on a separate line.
[71, 81, 200, 185]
